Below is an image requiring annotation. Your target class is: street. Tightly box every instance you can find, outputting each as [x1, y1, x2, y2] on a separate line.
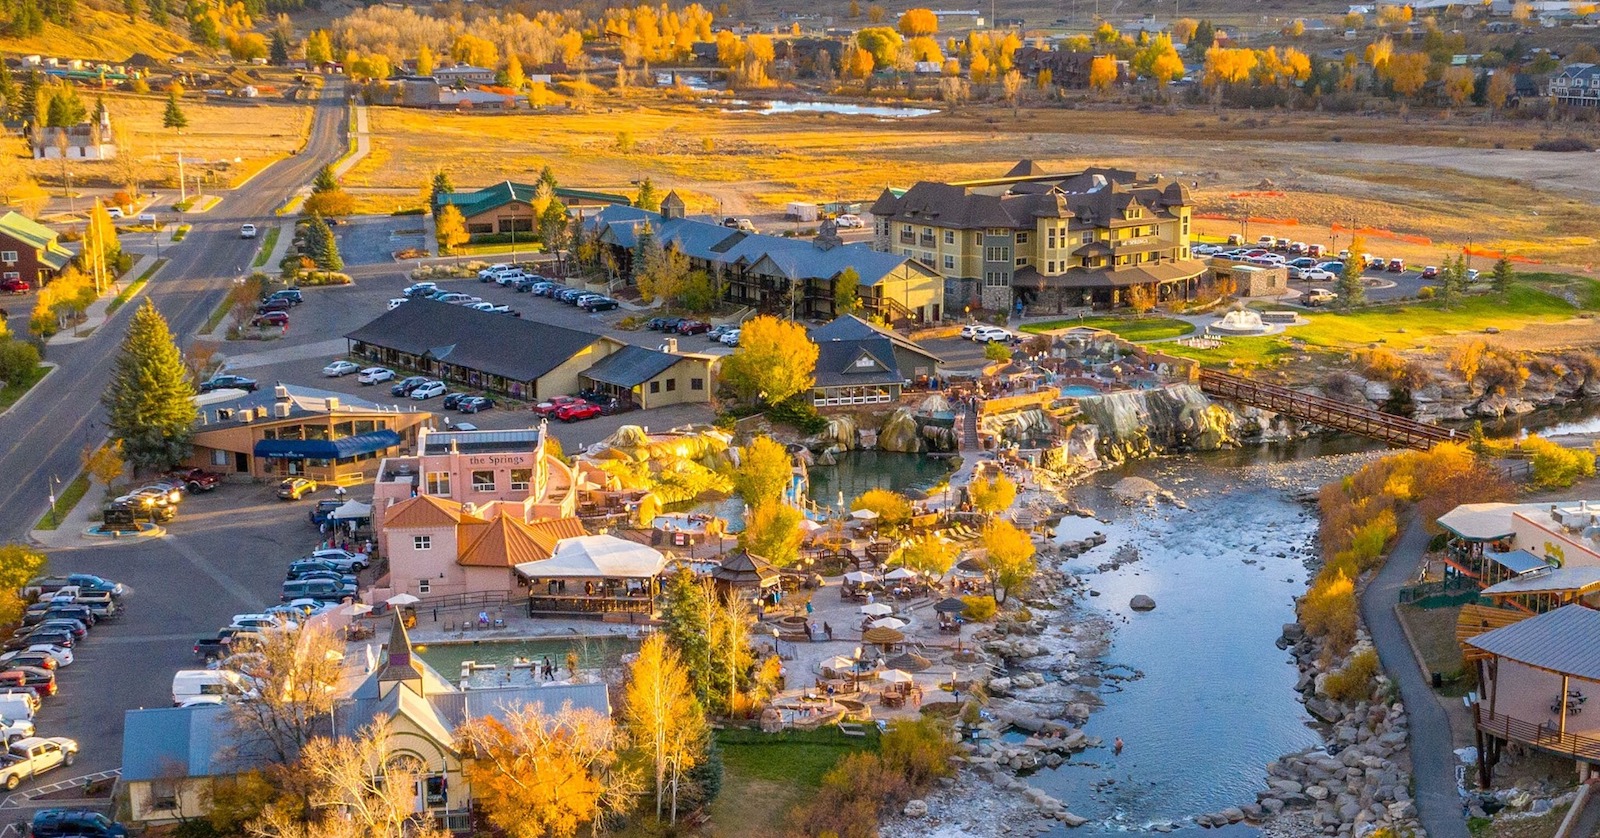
[0, 83, 352, 801]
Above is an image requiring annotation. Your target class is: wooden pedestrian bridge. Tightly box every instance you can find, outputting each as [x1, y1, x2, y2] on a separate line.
[1198, 369, 1455, 451]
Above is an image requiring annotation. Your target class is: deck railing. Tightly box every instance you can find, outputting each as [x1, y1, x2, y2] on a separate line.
[1199, 369, 1453, 451]
[1475, 705, 1600, 762]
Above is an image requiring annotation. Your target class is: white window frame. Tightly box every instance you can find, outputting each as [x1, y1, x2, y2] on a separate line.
[413, 535, 432, 550]
[509, 468, 532, 491]
[0, 251, 16, 264]
[471, 470, 496, 492]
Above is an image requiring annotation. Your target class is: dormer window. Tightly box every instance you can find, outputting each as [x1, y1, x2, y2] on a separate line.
[853, 355, 877, 368]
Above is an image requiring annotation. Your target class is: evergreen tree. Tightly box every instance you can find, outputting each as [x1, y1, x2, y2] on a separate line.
[162, 89, 187, 132]
[9, 0, 45, 36]
[149, 0, 167, 27]
[632, 220, 655, 281]
[635, 177, 660, 212]
[44, 86, 85, 128]
[1187, 20, 1216, 59]
[0, 60, 17, 124]
[658, 569, 713, 707]
[123, 0, 140, 21]
[307, 215, 342, 270]
[269, 30, 290, 65]
[1491, 256, 1515, 295]
[311, 164, 337, 193]
[1437, 253, 1461, 306]
[1336, 236, 1367, 309]
[19, 70, 43, 129]
[91, 95, 106, 125]
[538, 165, 557, 192]
[428, 170, 453, 216]
[102, 300, 197, 472]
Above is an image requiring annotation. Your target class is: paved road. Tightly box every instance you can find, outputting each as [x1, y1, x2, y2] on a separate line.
[1360, 519, 1471, 838]
[0, 83, 350, 541]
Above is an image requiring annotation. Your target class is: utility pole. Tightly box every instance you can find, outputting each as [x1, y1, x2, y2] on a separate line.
[177, 151, 187, 203]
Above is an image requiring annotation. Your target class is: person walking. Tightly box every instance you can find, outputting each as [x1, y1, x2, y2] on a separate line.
[824, 621, 833, 640]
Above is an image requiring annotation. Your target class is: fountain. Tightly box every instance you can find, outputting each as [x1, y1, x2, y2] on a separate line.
[1208, 308, 1271, 336]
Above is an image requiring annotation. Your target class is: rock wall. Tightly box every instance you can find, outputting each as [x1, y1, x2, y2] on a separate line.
[1073, 384, 1299, 461]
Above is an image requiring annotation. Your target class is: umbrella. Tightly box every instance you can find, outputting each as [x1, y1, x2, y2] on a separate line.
[850, 509, 880, 520]
[860, 603, 893, 616]
[883, 567, 917, 581]
[821, 655, 856, 673]
[934, 597, 968, 614]
[386, 593, 420, 606]
[341, 602, 374, 616]
[862, 626, 905, 645]
[799, 518, 825, 533]
[887, 652, 932, 672]
[880, 668, 914, 684]
[843, 571, 877, 584]
[870, 617, 907, 631]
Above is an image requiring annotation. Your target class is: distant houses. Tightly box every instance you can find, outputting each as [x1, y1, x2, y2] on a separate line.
[30, 107, 116, 160]
[1549, 63, 1600, 106]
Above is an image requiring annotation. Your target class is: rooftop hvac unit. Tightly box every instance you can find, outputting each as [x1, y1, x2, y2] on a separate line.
[273, 384, 290, 401]
[273, 402, 291, 419]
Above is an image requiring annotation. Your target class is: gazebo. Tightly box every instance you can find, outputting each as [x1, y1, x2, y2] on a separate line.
[710, 550, 781, 599]
[513, 535, 668, 618]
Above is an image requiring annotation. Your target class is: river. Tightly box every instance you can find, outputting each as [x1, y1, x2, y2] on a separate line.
[1025, 438, 1390, 836]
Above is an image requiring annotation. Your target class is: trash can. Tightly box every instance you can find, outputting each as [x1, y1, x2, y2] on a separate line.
[1432, 672, 1443, 688]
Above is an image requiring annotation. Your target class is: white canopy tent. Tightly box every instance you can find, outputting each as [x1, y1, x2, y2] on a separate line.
[860, 603, 893, 616]
[514, 535, 669, 580]
[330, 499, 373, 520]
[883, 567, 917, 581]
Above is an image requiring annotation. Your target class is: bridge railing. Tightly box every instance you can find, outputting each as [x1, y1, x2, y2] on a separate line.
[1198, 369, 1452, 450]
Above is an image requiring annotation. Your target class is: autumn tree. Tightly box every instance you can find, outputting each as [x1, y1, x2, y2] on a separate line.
[303, 165, 353, 217]
[1485, 70, 1514, 114]
[719, 315, 818, 405]
[0, 544, 47, 627]
[452, 33, 498, 68]
[625, 634, 709, 824]
[853, 487, 913, 533]
[303, 31, 332, 65]
[893, 535, 958, 576]
[856, 26, 903, 69]
[83, 439, 124, 488]
[840, 46, 875, 81]
[1088, 54, 1118, 92]
[1442, 66, 1474, 106]
[896, 8, 937, 37]
[103, 300, 197, 472]
[834, 267, 860, 316]
[729, 435, 793, 507]
[227, 625, 345, 765]
[738, 501, 803, 567]
[969, 471, 1017, 514]
[983, 518, 1035, 603]
[1381, 51, 1429, 97]
[416, 44, 434, 76]
[435, 204, 467, 253]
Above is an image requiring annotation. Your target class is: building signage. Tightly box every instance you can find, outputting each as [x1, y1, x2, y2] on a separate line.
[1120, 237, 1151, 247]
[464, 454, 525, 466]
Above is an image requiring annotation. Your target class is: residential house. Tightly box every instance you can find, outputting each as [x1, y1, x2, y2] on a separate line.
[186, 383, 432, 485]
[585, 199, 944, 325]
[121, 704, 266, 824]
[433, 181, 632, 236]
[808, 314, 944, 407]
[433, 64, 496, 84]
[31, 106, 116, 159]
[869, 161, 1205, 311]
[345, 299, 628, 401]
[1549, 62, 1600, 106]
[0, 211, 72, 287]
[579, 344, 716, 409]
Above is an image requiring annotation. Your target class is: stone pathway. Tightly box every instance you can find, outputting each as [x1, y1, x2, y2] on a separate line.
[1360, 519, 1471, 838]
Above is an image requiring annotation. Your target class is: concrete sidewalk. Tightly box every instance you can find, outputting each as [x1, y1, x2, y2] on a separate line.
[48, 254, 164, 347]
[1361, 519, 1471, 838]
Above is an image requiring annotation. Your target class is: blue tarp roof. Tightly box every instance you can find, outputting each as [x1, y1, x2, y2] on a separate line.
[253, 430, 401, 460]
[1486, 549, 1551, 575]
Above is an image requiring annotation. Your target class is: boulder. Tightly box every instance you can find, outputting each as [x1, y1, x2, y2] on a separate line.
[1222, 807, 1245, 823]
[877, 408, 925, 453]
[1307, 785, 1330, 801]
[904, 799, 929, 818]
[1261, 798, 1286, 815]
[1130, 594, 1157, 612]
[1057, 811, 1089, 827]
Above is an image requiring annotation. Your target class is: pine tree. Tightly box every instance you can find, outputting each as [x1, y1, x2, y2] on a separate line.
[0, 60, 18, 125]
[307, 215, 342, 270]
[538, 165, 557, 192]
[269, 31, 290, 65]
[636, 177, 660, 212]
[311, 164, 337, 193]
[103, 300, 197, 472]
[1336, 236, 1367, 309]
[149, 0, 167, 27]
[122, 0, 140, 22]
[1437, 253, 1460, 306]
[1491, 256, 1514, 295]
[429, 170, 453, 216]
[162, 89, 187, 132]
[45, 86, 85, 128]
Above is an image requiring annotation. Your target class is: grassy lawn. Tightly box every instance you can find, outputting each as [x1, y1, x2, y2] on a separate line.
[35, 473, 90, 531]
[107, 258, 166, 315]
[0, 364, 50, 414]
[452, 242, 547, 257]
[703, 726, 878, 837]
[251, 227, 282, 268]
[1163, 280, 1600, 368]
[1022, 315, 1196, 341]
[172, 224, 192, 242]
[1397, 604, 1470, 694]
[201, 294, 233, 336]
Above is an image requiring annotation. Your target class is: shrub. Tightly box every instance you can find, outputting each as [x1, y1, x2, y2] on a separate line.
[467, 232, 547, 247]
[298, 271, 352, 286]
[617, 315, 644, 330]
[768, 397, 828, 435]
[1524, 435, 1597, 489]
[879, 717, 956, 790]
[1416, 286, 1436, 300]
[1300, 572, 1358, 653]
[1532, 137, 1594, 152]
[1324, 648, 1380, 701]
[961, 595, 996, 621]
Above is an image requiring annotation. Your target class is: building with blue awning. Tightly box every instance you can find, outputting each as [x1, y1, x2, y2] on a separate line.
[184, 383, 433, 487]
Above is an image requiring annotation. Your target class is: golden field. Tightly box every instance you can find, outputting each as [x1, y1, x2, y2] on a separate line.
[350, 99, 1600, 270]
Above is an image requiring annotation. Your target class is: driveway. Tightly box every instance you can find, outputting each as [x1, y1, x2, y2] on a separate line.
[333, 216, 428, 268]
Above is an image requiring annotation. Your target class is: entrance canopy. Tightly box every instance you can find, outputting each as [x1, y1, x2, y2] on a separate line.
[330, 499, 373, 520]
[1485, 550, 1550, 576]
[253, 430, 401, 460]
[514, 535, 668, 579]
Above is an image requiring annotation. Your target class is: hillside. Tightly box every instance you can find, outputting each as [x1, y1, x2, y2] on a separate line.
[0, 1, 196, 62]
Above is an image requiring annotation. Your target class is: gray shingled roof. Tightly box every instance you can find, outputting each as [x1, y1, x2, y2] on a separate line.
[813, 337, 901, 389]
[1464, 604, 1600, 679]
[582, 345, 683, 388]
[345, 299, 608, 384]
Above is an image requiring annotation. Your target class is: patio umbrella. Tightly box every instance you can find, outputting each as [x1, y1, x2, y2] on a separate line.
[880, 669, 914, 684]
[799, 518, 825, 533]
[934, 597, 969, 614]
[870, 617, 907, 631]
[850, 508, 880, 521]
[861, 626, 905, 646]
[341, 602, 374, 616]
[843, 571, 877, 585]
[883, 567, 917, 581]
[821, 655, 856, 673]
[859, 603, 893, 616]
[386, 593, 420, 607]
[887, 652, 932, 672]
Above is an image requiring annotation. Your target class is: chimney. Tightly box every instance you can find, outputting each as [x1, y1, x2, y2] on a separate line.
[663, 337, 678, 354]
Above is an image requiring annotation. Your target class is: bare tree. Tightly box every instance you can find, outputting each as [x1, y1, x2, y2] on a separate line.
[226, 624, 345, 766]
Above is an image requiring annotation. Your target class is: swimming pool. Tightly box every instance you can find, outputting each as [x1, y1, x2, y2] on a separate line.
[1061, 385, 1102, 397]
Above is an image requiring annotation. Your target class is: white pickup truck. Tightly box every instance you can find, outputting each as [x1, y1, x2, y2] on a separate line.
[0, 737, 77, 790]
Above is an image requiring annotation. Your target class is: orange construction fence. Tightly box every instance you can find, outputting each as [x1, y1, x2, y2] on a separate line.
[1462, 246, 1541, 265]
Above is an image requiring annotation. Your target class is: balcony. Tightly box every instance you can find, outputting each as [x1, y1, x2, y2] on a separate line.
[898, 232, 916, 245]
[1476, 705, 1600, 762]
[918, 235, 935, 247]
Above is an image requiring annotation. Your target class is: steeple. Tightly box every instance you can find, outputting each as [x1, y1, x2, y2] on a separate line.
[661, 190, 686, 220]
[376, 613, 424, 695]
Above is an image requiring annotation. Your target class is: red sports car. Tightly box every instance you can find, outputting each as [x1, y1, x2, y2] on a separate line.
[533, 395, 584, 416]
[554, 402, 602, 423]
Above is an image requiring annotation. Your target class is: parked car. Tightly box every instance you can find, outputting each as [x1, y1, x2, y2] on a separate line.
[0, 738, 78, 789]
[266, 289, 303, 305]
[432, 292, 471, 304]
[707, 324, 733, 341]
[165, 468, 221, 493]
[555, 402, 602, 422]
[23, 576, 122, 602]
[582, 297, 619, 312]
[459, 396, 494, 414]
[719, 329, 741, 346]
[240, 224, 257, 239]
[676, 320, 712, 335]
[199, 375, 258, 393]
[533, 395, 584, 416]
[410, 380, 446, 400]
[1287, 257, 1318, 269]
[0, 653, 55, 673]
[835, 214, 864, 228]
[306, 549, 369, 572]
[277, 478, 318, 500]
[257, 298, 293, 314]
[972, 326, 1015, 343]
[308, 499, 343, 527]
[0, 717, 33, 745]
[323, 360, 360, 377]
[1420, 265, 1439, 279]
[251, 312, 289, 328]
[402, 282, 438, 298]
[441, 392, 470, 410]
[646, 317, 673, 331]
[1467, 269, 1481, 282]
[1304, 288, 1338, 306]
[469, 302, 511, 313]
[1386, 258, 1405, 273]
[558, 288, 587, 304]
[1299, 268, 1335, 282]
[21, 646, 71, 668]
[0, 278, 29, 294]
[29, 810, 127, 838]
[357, 367, 395, 385]
[0, 669, 55, 699]
[1317, 262, 1346, 276]
[1307, 244, 1326, 258]
[391, 376, 429, 396]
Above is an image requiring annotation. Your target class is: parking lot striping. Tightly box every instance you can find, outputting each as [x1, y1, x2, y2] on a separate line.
[161, 535, 269, 610]
[88, 632, 201, 645]
[0, 769, 120, 810]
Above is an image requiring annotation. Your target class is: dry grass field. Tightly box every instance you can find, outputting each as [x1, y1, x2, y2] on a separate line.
[352, 100, 1600, 269]
[0, 4, 193, 62]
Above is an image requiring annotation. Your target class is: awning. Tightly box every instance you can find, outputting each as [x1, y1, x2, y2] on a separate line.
[330, 499, 373, 520]
[253, 430, 402, 460]
[1486, 549, 1551, 575]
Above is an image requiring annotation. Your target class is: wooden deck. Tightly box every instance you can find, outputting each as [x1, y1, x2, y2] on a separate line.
[1199, 369, 1454, 451]
[1476, 705, 1600, 763]
[1457, 604, 1531, 662]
